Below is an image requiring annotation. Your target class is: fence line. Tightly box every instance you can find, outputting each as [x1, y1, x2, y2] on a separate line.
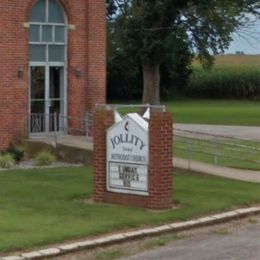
[173, 129, 260, 169]
[174, 133, 260, 152]
[174, 127, 260, 144]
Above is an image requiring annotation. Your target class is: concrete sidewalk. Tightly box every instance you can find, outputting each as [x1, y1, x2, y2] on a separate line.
[174, 157, 260, 183]
[175, 124, 260, 140]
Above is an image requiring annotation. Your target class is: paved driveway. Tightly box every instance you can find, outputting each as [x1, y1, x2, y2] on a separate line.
[175, 124, 260, 140]
[125, 216, 260, 260]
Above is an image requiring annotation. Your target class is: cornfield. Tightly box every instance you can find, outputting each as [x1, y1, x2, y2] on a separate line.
[187, 55, 260, 99]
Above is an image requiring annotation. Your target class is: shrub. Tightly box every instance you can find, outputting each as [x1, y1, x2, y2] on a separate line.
[0, 154, 15, 169]
[35, 151, 56, 167]
[6, 146, 24, 162]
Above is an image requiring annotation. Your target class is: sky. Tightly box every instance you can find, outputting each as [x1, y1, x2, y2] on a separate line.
[226, 18, 260, 55]
[227, 40, 260, 54]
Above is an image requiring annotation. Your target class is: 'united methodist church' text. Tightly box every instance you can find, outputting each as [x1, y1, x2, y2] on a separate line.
[111, 153, 147, 163]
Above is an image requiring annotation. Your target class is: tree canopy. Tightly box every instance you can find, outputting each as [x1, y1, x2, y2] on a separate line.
[107, 0, 260, 104]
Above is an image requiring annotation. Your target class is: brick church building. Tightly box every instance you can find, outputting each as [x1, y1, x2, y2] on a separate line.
[0, 0, 106, 150]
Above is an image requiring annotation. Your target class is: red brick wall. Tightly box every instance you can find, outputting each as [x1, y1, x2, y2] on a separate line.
[0, 0, 106, 150]
[93, 109, 114, 202]
[0, 1, 29, 149]
[148, 111, 173, 209]
[93, 109, 173, 210]
[86, 0, 107, 111]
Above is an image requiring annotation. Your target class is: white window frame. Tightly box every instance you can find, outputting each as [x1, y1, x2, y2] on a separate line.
[29, 0, 68, 135]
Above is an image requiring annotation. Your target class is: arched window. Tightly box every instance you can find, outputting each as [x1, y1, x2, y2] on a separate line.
[29, 0, 67, 62]
[29, 0, 68, 134]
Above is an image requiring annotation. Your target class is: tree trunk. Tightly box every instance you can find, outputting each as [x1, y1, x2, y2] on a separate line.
[142, 62, 160, 105]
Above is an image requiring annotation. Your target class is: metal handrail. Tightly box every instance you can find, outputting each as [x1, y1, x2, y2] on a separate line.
[28, 112, 93, 138]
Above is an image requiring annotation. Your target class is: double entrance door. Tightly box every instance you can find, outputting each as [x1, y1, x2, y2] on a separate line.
[30, 65, 66, 135]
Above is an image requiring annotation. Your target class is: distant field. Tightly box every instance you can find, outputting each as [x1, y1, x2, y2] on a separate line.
[214, 54, 260, 67]
[189, 55, 260, 99]
[194, 54, 260, 67]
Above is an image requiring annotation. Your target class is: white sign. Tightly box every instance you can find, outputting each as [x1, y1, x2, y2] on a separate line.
[107, 113, 149, 196]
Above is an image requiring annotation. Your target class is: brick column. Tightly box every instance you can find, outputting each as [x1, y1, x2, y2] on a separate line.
[93, 107, 173, 210]
[86, 0, 107, 111]
[148, 110, 173, 210]
[93, 109, 114, 202]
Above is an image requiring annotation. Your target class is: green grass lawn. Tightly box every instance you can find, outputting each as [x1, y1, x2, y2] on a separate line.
[115, 100, 260, 126]
[0, 167, 260, 253]
[165, 100, 260, 126]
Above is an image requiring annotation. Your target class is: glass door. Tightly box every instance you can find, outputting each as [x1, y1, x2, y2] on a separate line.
[30, 66, 46, 133]
[48, 66, 65, 133]
[30, 66, 66, 134]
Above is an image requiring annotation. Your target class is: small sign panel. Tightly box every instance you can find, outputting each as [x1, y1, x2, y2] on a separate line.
[107, 113, 149, 196]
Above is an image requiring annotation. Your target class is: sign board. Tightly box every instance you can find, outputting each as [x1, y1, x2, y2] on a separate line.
[107, 113, 149, 196]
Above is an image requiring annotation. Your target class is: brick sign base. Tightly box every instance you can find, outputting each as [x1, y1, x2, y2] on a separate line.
[93, 106, 173, 210]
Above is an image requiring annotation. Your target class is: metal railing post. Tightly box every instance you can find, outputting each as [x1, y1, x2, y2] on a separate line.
[28, 113, 31, 136]
[188, 138, 192, 170]
[214, 137, 219, 165]
[54, 112, 57, 147]
[58, 113, 63, 133]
